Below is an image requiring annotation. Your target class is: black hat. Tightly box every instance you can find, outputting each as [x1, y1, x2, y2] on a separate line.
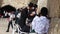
[28, 2, 33, 7]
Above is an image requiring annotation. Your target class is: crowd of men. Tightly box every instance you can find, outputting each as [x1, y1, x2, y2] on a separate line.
[0, 2, 50, 34]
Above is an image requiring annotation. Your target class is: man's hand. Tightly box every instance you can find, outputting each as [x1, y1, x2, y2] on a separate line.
[30, 11, 35, 16]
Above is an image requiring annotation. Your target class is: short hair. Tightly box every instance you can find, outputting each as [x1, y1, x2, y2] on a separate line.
[34, 4, 37, 8]
[40, 7, 48, 16]
[28, 2, 33, 7]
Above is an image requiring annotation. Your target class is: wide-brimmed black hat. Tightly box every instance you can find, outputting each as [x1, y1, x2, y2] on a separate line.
[1, 5, 16, 12]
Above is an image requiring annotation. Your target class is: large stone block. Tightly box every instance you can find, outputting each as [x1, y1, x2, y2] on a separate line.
[1, 0, 31, 9]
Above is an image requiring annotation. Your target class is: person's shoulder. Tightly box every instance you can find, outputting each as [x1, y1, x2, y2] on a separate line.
[40, 16, 46, 20]
[34, 16, 39, 20]
[40, 16, 49, 22]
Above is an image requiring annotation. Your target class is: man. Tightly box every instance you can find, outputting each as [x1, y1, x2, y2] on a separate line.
[32, 7, 49, 34]
[27, 4, 37, 24]
[15, 8, 22, 32]
[15, 8, 22, 24]
[6, 12, 15, 32]
[18, 2, 34, 33]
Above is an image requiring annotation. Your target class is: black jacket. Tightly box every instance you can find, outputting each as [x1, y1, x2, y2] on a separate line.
[18, 7, 28, 28]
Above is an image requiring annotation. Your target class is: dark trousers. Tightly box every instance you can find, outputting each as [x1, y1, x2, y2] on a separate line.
[15, 18, 20, 24]
[21, 25, 30, 33]
[7, 21, 13, 31]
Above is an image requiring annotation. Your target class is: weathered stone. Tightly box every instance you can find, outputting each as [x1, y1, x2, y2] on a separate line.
[1, 0, 31, 9]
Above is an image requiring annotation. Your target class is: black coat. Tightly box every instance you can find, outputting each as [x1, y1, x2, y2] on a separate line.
[18, 7, 28, 28]
[18, 7, 30, 32]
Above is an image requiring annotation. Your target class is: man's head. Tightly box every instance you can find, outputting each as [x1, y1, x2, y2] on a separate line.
[40, 7, 48, 16]
[33, 4, 38, 11]
[34, 4, 37, 9]
[28, 2, 33, 10]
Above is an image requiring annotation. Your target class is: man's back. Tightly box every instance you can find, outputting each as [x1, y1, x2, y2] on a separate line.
[18, 7, 28, 28]
[34, 16, 49, 34]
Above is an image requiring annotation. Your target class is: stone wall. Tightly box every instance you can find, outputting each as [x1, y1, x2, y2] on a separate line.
[37, 0, 60, 18]
[48, 0, 59, 18]
[0, 0, 3, 7]
[37, 0, 48, 14]
[48, 18, 60, 34]
[31, 0, 38, 4]
[47, 0, 60, 34]
[1, 0, 31, 9]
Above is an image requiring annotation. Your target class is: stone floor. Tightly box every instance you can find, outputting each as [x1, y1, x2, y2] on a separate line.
[0, 18, 36, 34]
[0, 18, 13, 34]
[0, 18, 60, 34]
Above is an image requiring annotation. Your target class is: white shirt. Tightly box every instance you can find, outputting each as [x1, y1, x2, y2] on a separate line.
[17, 13, 21, 18]
[32, 16, 40, 30]
[5, 12, 8, 16]
[32, 16, 49, 34]
[9, 14, 15, 21]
